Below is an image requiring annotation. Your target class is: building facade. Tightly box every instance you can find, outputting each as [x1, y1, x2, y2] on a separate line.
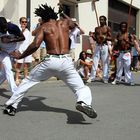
[0, 0, 140, 60]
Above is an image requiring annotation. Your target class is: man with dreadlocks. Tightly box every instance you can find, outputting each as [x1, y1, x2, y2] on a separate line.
[3, 3, 97, 118]
[88, 15, 112, 84]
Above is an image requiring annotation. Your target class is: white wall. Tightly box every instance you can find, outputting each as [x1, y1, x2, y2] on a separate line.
[74, 0, 108, 60]
[78, 0, 108, 34]
[17, 0, 27, 25]
[121, 0, 140, 8]
[0, 0, 27, 25]
[0, 0, 19, 24]
[0, 0, 4, 16]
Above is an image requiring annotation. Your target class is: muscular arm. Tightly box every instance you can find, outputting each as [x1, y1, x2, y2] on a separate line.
[1, 23, 25, 43]
[32, 25, 41, 36]
[11, 27, 44, 59]
[1, 32, 25, 43]
[75, 22, 85, 35]
[20, 28, 44, 59]
[60, 12, 75, 29]
[9, 32, 25, 43]
[32, 29, 38, 36]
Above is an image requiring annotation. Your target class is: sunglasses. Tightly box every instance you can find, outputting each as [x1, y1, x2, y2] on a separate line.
[21, 21, 27, 23]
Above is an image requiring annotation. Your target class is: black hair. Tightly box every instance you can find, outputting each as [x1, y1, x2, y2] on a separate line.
[0, 17, 7, 26]
[99, 15, 107, 25]
[34, 3, 58, 22]
[79, 51, 86, 61]
[99, 15, 107, 21]
[19, 17, 27, 23]
[0, 17, 8, 33]
[120, 21, 128, 30]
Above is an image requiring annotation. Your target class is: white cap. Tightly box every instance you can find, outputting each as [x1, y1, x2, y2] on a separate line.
[86, 49, 92, 55]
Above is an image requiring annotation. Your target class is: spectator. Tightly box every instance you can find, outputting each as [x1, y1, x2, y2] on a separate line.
[88, 15, 112, 83]
[111, 22, 134, 85]
[69, 18, 85, 61]
[76, 49, 93, 82]
[130, 34, 139, 72]
[15, 17, 32, 85]
[89, 31, 96, 53]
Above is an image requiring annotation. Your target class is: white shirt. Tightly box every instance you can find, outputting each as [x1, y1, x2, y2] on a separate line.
[69, 27, 80, 49]
[16, 28, 32, 53]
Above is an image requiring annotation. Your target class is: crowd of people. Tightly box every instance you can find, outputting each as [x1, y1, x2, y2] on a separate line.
[75, 17, 140, 85]
[0, 2, 140, 118]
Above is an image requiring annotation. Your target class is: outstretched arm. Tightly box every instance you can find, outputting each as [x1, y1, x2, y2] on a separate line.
[10, 27, 44, 59]
[74, 22, 85, 34]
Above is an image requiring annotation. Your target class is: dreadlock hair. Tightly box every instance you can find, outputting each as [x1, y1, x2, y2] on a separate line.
[34, 3, 58, 22]
[99, 15, 107, 25]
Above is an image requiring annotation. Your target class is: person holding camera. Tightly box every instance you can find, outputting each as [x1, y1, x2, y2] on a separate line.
[69, 18, 85, 61]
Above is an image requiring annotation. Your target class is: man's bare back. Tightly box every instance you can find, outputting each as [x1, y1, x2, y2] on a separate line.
[42, 19, 70, 55]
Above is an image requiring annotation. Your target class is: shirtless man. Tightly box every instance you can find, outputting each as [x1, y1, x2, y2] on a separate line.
[3, 3, 97, 118]
[111, 22, 137, 85]
[88, 15, 112, 83]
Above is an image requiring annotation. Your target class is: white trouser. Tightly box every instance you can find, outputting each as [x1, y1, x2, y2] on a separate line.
[5, 55, 92, 108]
[90, 44, 109, 81]
[116, 52, 134, 83]
[0, 51, 17, 93]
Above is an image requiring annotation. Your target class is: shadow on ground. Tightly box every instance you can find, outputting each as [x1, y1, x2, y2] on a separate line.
[18, 96, 93, 124]
[0, 93, 93, 124]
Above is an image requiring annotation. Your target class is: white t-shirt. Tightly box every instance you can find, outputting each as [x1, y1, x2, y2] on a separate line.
[69, 27, 80, 49]
[16, 28, 32, 63]
[16, 28, 32, 53]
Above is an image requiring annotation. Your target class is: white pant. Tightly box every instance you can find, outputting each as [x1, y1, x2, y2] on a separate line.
[5, 55, 92, 108]
[90, 44, 109, 81]
[116, 52, 134, 83]
[0, 51, 17, 93]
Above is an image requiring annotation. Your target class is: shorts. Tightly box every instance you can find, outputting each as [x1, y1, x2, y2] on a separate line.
[16, 55, 32, 63]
